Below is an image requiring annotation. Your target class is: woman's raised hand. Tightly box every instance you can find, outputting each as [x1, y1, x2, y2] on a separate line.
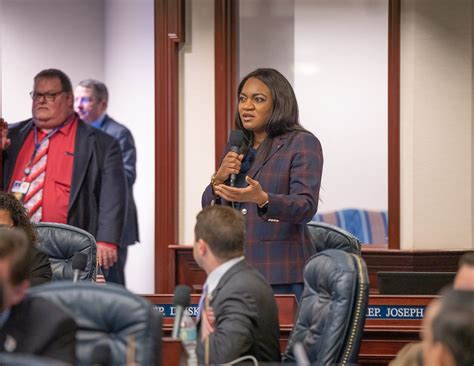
[214, 151, 244, 184]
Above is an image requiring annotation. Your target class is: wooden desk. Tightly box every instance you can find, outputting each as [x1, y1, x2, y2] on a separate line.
[143, 294, 435, 366]
[168, 245, 469, 293]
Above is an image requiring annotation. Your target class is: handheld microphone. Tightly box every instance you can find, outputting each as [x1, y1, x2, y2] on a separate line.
[90, 343, 112, 366]
[72, 252, 88, 283]
[171, 285, 191, 339]
[228, 130, 244, 187]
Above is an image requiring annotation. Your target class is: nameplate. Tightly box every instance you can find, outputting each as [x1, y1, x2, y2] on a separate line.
[154, 304, 199, 317]
[366, 305, 425, 319]
[153, 304, 426, 320]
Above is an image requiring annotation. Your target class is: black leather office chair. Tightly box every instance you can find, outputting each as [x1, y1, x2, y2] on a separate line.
[35, 222, 96, 281]
[307, 221, 361, 255]
[282, 249, 369, 365]
[28, 281, 162, 366]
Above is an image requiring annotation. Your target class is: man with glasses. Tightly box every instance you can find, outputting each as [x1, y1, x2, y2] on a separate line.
[0, 69, 127, 282]
[74, 79, 138, 285]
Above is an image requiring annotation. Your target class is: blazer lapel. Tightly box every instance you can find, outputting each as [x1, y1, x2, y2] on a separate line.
[69, 121, 94, 211]
[247, 134, 288, 179]
[4, 120, 34, 188]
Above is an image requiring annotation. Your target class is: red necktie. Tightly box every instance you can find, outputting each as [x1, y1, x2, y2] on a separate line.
[23, 137, 49, 222]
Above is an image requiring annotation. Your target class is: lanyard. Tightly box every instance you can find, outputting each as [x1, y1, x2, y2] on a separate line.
[24, 123, 64, 176]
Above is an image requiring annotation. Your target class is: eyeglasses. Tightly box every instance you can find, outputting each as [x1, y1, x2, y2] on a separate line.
[30, 90, 65, 102]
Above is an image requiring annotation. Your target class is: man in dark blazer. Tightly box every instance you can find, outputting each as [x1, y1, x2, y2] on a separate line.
[193, 205, 281, 364]
[0, 229, 76, 363]
[1, 69, 127, 281]
[74, 79, 138, 285]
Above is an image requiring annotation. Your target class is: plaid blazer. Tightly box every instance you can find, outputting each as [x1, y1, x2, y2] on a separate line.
[202, 130, 323, 284]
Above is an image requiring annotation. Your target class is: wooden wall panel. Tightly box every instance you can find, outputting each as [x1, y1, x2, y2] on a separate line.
[214, 0, 238, 168]
[169, 245, 470, 293]
[388, 0, 401, 249]
[155, 0, 185, 293]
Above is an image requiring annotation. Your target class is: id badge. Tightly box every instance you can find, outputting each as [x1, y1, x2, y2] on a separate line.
[11, 180, 30, 194]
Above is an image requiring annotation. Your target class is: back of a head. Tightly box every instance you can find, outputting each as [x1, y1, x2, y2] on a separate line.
[194, 206, 245, 260]
[0, 191, 37, 245]
[454, 252, 474, 290]
[432, 289, 474, 366]
[0, 229, 31, 294]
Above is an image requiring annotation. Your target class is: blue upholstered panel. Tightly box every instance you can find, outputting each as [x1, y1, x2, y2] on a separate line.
[313, 209, 388, 244]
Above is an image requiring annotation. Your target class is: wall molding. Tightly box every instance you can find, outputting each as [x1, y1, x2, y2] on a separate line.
[214, 0, 239, 169]
[388, 0, 401, 249]
[155, 0, 185, 293]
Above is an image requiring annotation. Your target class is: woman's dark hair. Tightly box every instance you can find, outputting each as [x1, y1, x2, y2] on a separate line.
[0, 192, 37, 245]
[235, 68, 305, 143]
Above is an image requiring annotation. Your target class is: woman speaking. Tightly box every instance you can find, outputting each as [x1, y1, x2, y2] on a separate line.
[202, 68, 323, 299]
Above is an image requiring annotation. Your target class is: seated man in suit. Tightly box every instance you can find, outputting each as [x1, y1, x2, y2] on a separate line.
[421, 289, 474, 366]
[193, 205, 281, 364]
[0, 229, 76, 363]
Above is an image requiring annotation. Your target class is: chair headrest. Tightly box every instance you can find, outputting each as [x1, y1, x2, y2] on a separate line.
[303, 249, 358, 296]
[28, 281, 160, 365]
[307, 221, 361, 255]
[35, 223, 96, 281]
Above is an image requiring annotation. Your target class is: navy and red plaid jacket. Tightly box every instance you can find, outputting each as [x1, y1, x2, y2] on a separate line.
[202, 130, 323, 284]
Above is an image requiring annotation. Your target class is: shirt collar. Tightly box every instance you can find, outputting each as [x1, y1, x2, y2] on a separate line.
[205, 256, 245, 294]
[90, 113, 107, 129]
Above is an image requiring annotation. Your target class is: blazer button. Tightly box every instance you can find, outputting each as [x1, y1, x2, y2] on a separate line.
[241, 208, 248, 215]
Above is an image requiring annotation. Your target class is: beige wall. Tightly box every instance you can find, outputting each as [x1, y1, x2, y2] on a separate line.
[0, 0, 156, 293]
[400, 0, 473, 250]
[179, 0, 215, 244]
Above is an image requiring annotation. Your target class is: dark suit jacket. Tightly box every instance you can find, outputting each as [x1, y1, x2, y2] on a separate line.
[0, 297, 77, 364]
[196, 260, 281, 364]
[202, 130, 323, 284]
[97, 115, 139, 246]
[30, 246, 52, 287]
[2, 118, 127, 246]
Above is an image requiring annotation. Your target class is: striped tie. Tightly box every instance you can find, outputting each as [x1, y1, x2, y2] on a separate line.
[23, 137, 49, 222]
